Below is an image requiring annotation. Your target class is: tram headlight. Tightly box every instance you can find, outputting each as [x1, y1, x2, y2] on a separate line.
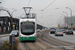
[33, 34, 36, 36]
[20, 35, 23, 37]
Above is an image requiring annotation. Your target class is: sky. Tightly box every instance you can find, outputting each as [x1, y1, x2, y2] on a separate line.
[0, 0, 75, 27]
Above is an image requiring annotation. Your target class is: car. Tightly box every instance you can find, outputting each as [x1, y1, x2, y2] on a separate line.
[55, 29, 63, 36]
[65, 29, 74, 35]
[10, 30, 19, 37]
[50, 28, 56, 30]
[61, 29, 66, 33]
[37, 29, 40, 32]
[50, 28, 56, 34]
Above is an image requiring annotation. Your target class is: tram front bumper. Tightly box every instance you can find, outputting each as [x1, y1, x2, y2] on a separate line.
[19, 37, 36, 41]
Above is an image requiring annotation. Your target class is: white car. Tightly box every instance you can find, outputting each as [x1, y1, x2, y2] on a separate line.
[55, 29, 63, 36]
[37, 29, 40, 32]
[10, 30, 19, 37]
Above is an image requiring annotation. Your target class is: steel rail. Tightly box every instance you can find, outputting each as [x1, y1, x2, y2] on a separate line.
[39, 30, 67, 50]
[48, 32, 75, 45]
[43, 30, 75, 50]
[24, 43, 43, 50]
[33, 43, 43, 50]
[24, 43, 30, 50]
[45, 33, 75, 50]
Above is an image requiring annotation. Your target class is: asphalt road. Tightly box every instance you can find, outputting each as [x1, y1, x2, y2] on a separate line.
[49, 32, 75, 43]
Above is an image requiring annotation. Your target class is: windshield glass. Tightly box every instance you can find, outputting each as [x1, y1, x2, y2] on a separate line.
[11, 30, 18, 34]
[50, 28, 55, 30]
[68, 30, 73, 31]
[56, 30, 62, 32]
[61, 29, 65, 31]
[22, 25, 34, 32]
[21, 22, 35, 35]
[51, 29, 55, 31]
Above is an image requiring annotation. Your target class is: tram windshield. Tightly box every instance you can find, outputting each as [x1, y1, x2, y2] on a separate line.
[21, 22, 35, 35]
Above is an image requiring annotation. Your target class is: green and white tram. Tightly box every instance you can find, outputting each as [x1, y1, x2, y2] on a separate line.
[19, 18, 37, 41]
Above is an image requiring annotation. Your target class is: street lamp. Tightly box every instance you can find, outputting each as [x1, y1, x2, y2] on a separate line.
[11, 10, 17, 17]
[0, 2, 2, 13]
[41, 10, 43, 18]
[0, 2, 2, 4]
[11, 10, 17, 30]
[63, 11, 68, 28]
[62, 14, 65, 24]
[66, 7, 72, 28]
[20, 14, 25, 18]
[57, 16, 62, 28]
[63, 11, 68, 17]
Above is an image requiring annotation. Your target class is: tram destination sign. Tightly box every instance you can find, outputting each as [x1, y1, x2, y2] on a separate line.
[21, 22, 34, 24]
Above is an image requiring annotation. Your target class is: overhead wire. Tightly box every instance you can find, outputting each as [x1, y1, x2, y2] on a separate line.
[28, 0, 31, 6]
[37, 20, 49, 27]
[40, 0, 55, 24]
[37, 20, 44, 25]
[42, 0, 55, 11]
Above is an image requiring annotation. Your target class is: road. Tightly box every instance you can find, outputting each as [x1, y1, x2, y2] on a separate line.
[49, 32, 75, 43]
[0, 30, 75, 50]
[18, 30, 75, 50]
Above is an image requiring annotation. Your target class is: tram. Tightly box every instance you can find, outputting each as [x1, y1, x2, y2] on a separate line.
[19, 17, 37, 41]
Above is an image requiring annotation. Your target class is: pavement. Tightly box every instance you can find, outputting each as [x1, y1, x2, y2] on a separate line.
[0, 34, 10, 37]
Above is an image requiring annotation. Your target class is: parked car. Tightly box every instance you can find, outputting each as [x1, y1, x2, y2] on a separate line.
[10, 30, 19, 37]
[55, 29, 63, 36]
[37, 29, 40, 32]
[61, 29, 66, 33]
[65, 29, 74, 35]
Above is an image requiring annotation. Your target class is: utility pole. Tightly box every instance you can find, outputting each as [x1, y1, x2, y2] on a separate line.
[66, 7, 72, 29]
[62, 14, 66, 28]
[11, 9, 17, 30]
[23, 7, 32, 18]
[63, 11, 68, 28]
[0, 2, 2, 14]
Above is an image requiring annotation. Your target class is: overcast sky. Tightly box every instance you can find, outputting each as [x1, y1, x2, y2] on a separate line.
[0, 0, 75, 27]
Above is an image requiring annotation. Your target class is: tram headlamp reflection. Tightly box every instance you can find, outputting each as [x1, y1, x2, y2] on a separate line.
[33, 34, 36, 36]
[20, 35, 23, 37]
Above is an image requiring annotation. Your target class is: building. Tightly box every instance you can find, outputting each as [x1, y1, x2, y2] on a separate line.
[0, 16, 19, 33]
[58, 16, 75, 29]
[65, 16, 75, 28]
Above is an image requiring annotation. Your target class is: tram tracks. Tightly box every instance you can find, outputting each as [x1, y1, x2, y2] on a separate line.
[24, 43, 43, 50]
[47, 33, 75, 46]
[19, 30, 75, 50]
[38, 30, 75, 50]
[38, 32, 66, 50]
